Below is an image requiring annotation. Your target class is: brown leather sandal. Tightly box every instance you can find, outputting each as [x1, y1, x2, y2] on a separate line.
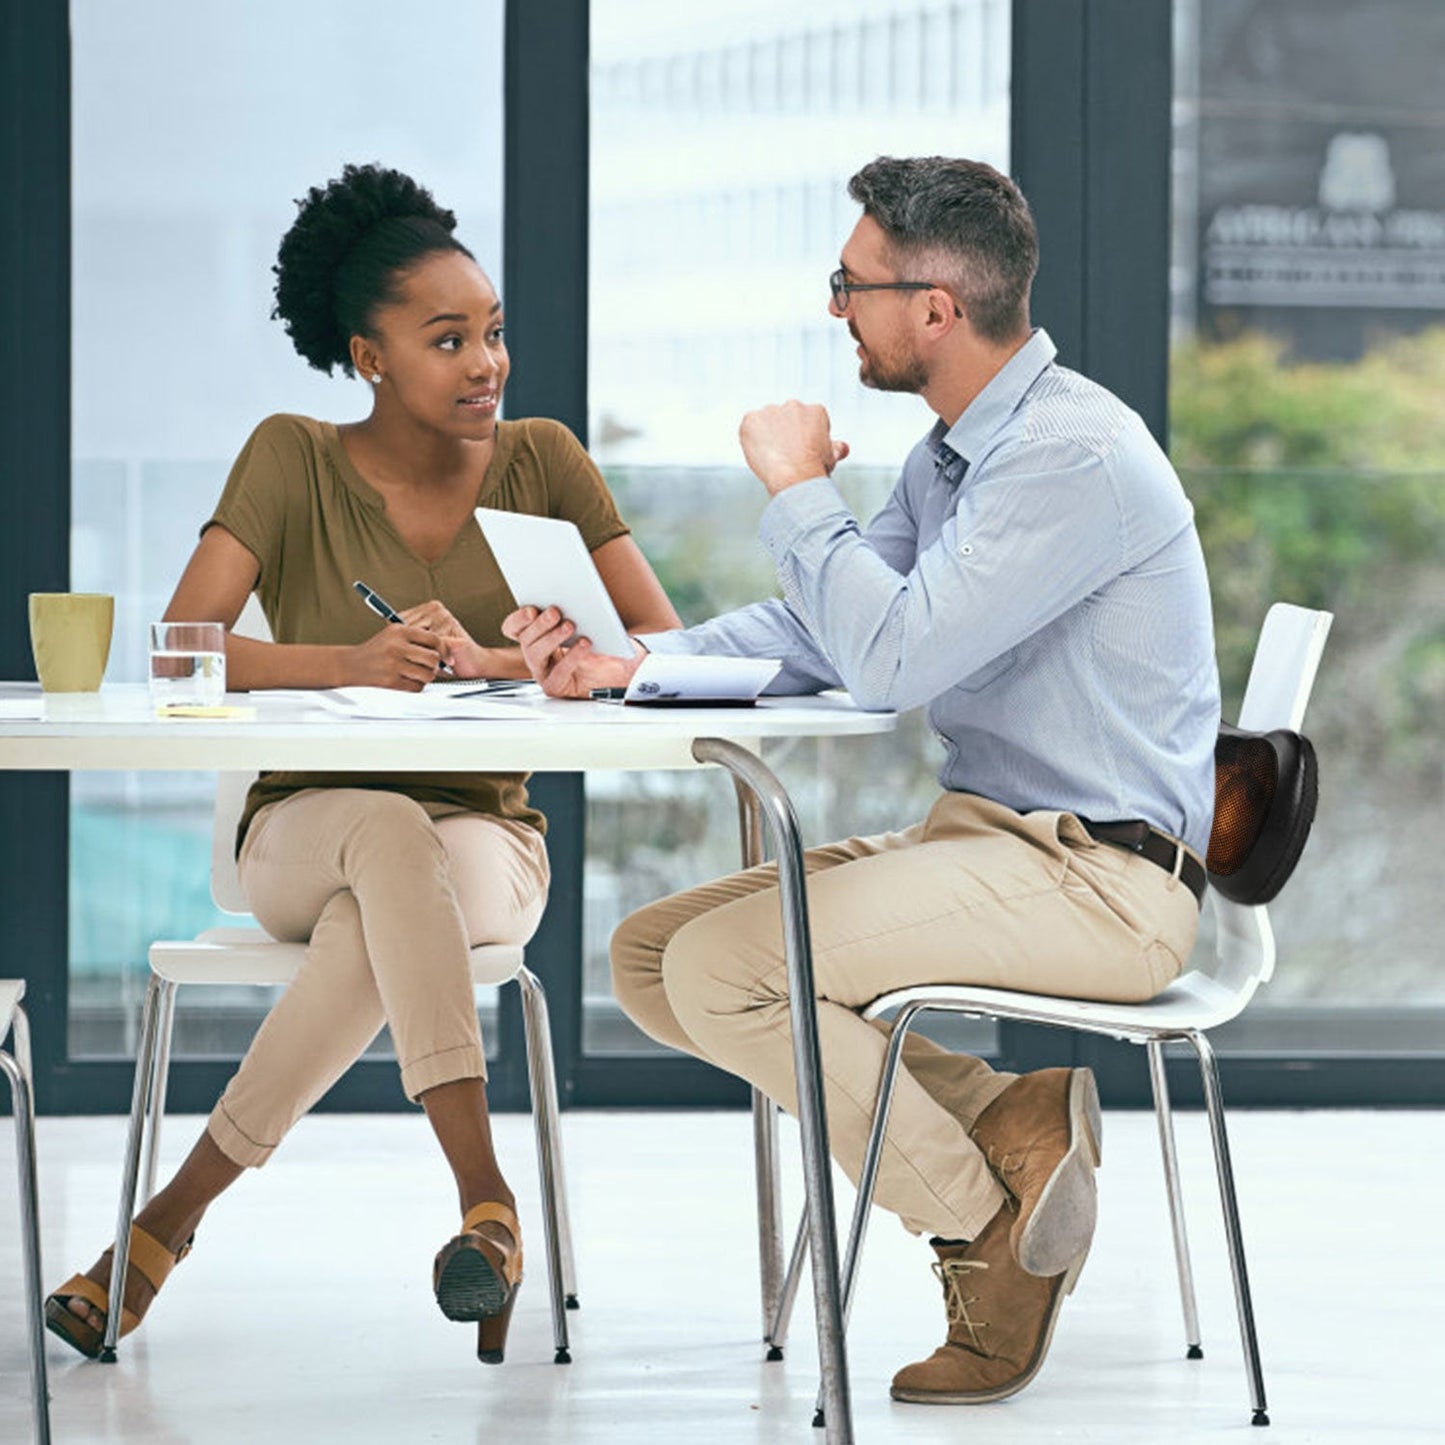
[432, 1202, 523, 1364]
[44, 1223, 192, 1359]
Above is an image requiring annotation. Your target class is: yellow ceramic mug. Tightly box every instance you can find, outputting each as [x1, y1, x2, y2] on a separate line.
[28, 592, 115, 692]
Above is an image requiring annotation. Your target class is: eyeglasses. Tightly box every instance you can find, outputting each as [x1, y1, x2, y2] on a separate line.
[829, 267, 934, 311]
[829, 268, 963, 320]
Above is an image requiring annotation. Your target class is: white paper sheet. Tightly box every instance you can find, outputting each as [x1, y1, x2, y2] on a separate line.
[623, 654, 781, 704]
[305, 687, 538, 720]
[0, 699, 45, 719]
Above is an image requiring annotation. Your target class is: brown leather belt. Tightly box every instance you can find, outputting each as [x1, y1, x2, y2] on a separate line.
[1079, 819, 1207, 907]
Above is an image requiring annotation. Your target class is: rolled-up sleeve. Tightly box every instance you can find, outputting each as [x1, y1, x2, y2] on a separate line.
[758, 443, 1126, 712]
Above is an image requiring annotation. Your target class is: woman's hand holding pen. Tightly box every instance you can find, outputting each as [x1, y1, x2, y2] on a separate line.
[502, 605, 644, 699]
[346, 625, 448, 691]
[398, 600, 527, 680]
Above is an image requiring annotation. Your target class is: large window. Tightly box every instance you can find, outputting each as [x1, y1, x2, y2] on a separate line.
[68, 0, 505, 1058]
[584, 0, 1011, 1055]
[1170, 0, 1445, 1052]
[14, 1, 1427, 1111]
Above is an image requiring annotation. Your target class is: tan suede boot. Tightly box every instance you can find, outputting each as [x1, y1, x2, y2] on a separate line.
[890, 1203, 1085, 1405]
[970, 1066, 1102, 1276]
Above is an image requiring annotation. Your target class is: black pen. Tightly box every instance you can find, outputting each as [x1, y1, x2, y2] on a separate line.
[353, 579, 454, 676]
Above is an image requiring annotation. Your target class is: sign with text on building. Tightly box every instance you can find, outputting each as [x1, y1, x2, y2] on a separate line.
[1194, 0, 1445, 359]
[1205, 131, 1445, 311]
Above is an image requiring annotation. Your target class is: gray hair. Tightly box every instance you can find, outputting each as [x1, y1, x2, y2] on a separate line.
[847, 157, 1037, 343]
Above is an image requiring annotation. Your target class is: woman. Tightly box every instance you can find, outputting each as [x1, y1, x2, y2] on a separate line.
[45, 163, 680, 1364]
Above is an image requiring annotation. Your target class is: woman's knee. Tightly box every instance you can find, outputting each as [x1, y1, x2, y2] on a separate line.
[339, 791, 450, 883]
[437, 816, 550, 945]
[344, 788, 439, 843]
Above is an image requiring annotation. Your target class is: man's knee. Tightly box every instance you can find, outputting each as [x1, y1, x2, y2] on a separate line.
[660, 910, 782, 1055]
[609, 904, 663, 1023]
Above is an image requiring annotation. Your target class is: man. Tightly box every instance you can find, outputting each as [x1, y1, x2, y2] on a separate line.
[504, 156, 1219, 1404]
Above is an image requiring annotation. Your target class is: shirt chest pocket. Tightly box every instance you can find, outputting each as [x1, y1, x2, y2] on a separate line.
[957, 645, 1020, 693]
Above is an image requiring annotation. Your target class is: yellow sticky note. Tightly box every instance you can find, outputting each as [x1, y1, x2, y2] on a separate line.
[156, 704, 257, 721]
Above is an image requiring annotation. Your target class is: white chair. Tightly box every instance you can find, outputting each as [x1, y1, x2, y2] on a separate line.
[99, 769, 578, 1364]
[2, 980, 51, 1444]
[768, 601, 1332, 1428]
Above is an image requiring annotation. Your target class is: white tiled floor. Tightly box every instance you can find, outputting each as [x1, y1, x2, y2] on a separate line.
[2, 1107, 1442, 1443]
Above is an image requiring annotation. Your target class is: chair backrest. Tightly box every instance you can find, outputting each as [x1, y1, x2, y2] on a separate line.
[211, 771, 258, 914]
[211, 595, 270, 915]
[1204, 602, 1332, 999]
[1237, 602, 1331, 735]
[0, 978, 24, 1040]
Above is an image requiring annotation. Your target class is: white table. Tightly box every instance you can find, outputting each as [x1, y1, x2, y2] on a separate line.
[0, 682, 895, 1444]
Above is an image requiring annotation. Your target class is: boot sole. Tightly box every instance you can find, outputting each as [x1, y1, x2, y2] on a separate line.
[1015, 1068, 1102, 1278]
[890, 1248, 1088, 1405]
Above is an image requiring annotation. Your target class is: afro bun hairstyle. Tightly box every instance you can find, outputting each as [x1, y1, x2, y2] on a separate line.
[271, 162, 475, 376]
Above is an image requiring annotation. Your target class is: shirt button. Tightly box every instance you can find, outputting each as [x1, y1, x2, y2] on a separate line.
[960, 543, 974, 556]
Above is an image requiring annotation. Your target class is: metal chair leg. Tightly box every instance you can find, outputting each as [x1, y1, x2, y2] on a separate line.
[1146, 1038, 1204, 1358]
[812, 1002, 922, 1423]
[3, 1007, 51, 1445]
[770, 1208, 809, 1352]
[782, 1004, 926, 1369]
[1189, 1031, 1269, 1426]
[141, 980, 177, 1206]
[734, 774, 788, 1356]
[104, 973, 164, 1359]
[839, 1004, 922, 1312]
[517, 967, 572, 1363]
[533, 989, 579, 1311]
[753, 1089, 786, 1358]
[698, 739, 852, 1445]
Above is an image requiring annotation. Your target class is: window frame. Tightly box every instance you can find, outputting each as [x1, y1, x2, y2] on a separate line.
[5, 0, 1441, 1116]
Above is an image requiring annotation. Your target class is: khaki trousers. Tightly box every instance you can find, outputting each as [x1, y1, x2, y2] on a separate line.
[207, 788, 550, 1168]
[612, 791, 1200, 1239]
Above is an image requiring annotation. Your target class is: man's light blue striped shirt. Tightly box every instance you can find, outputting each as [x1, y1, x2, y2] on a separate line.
[641, 329, 1220, 856]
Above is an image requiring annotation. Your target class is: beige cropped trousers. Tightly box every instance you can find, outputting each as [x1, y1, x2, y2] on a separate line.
[612, 791, 1201, 1240]
[206, 788, 550, 1169]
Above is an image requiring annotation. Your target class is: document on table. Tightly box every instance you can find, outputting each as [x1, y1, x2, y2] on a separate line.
[622, 654, 781, 704]
[303, 687, 540, 720]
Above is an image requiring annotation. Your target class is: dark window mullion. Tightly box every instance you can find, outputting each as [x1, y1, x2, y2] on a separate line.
[500, 2, 591, 1108]
[0, 0, 71, 1104]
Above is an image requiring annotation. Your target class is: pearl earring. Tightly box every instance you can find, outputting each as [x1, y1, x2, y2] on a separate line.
[370, 373, 382, 385]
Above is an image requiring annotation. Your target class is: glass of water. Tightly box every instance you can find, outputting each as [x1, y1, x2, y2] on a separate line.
[149, 621, 226, 706]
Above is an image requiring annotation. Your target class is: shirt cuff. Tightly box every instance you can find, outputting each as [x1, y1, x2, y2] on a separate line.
[758, 475, 852, 562]
[632, 629, 699, 655]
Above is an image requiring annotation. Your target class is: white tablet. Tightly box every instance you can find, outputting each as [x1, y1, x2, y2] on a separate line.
[475, 507, 635, 658]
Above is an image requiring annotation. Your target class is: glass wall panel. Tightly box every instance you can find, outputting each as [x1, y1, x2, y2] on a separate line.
[69, 0, 504, 1058]
[1171, 0, 1445, 1052]
[587, 0, 1011, 1054]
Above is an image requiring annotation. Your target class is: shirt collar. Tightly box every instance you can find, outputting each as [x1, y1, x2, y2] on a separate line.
[941, 327, 1057, 470]
[923, 418, 967, 488]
